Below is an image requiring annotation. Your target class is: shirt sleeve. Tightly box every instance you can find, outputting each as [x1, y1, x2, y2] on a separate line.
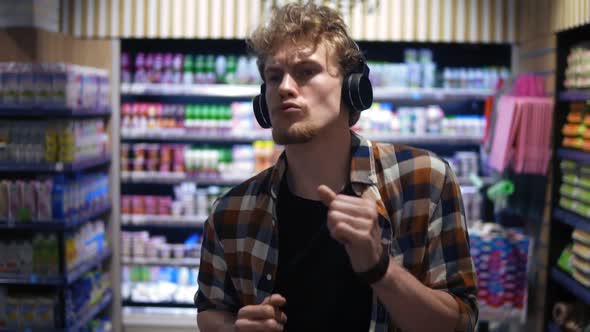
[425, 162, 479, 332]
[195, 211, 239, 313]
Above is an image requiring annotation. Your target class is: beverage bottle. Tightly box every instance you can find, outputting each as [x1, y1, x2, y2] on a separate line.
[225, 55, 237, 84]
[152, 53, 163, 84]
[145, 53, 154, 83]
[172, 53, 183, 84]
[215, 55, 227, 84]
[195, 55, 205, 84]
[162, 53, 173, 84]
[134, 53, 146, 83]
[183, 55, 194, 85]
[121, 53, 131, 83]
[205, 55, 216, 84]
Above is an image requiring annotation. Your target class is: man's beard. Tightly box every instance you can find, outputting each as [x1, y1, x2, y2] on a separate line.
[272, 121, 319, 145]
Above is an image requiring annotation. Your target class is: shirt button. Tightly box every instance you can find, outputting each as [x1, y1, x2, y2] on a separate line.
[266, 274, 272, 281]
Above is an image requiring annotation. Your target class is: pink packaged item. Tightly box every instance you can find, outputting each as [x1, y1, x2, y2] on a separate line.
[131, 196, 145, 215]
[0, 180, 9, 219]
[121, 196, 132, 215]
[143, 196, 157, 215]
[22, 181, 37, 221]
[36, 180, 53, 220]
[157, 197, 172, 215]
[8, 181, 23, 222]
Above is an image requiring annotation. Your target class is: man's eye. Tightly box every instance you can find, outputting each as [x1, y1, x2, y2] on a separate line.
[299, 69, 314, 77]
[267, 74, 282, 83]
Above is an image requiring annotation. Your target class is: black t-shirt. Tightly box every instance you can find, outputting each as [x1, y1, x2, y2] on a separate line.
[273, 177, 372, 331]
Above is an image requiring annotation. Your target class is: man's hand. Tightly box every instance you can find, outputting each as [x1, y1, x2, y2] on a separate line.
[317, 185, 383, 273]
[235, 294, 287, 331]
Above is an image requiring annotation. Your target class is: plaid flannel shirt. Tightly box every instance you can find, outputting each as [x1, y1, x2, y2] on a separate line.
[196, 131, 478, 331]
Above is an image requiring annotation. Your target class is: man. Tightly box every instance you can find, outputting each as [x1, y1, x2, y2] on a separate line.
[196, 3, 478, 332]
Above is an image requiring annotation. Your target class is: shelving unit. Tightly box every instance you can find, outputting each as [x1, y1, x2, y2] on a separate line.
[0, 203, 111, 230]
[0, 290, 113, 332]
[0, 79, 115, 330]
[557, 148, 590, 164]
[121, 130, 482, 145]
[545, 22, 590, 331]
[559, 90, 590, 102]
[122, 256, 200, 267]
[121, 82, 493, 101]
[0, 156, 111, 172]
[553, 208, 590, 233]
[550, 268, 590, 306]
[0, 105, 112, 118]
[0, 249, 111, 285]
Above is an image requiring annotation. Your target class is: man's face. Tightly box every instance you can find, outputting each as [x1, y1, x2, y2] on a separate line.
[263, 41, 346, 145]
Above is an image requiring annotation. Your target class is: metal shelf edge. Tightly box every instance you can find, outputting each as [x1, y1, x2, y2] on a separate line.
[550, 267, 590, 306]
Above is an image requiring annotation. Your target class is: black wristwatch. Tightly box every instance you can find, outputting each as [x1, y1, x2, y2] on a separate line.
[356, 245, 390, 285]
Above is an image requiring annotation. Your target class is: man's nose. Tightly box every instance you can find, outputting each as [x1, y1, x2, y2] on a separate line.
[278, 73, 297, 98]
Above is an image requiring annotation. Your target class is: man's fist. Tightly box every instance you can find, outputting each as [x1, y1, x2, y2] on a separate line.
[235, 294, 287, 331]
[317, 185, 383, 273]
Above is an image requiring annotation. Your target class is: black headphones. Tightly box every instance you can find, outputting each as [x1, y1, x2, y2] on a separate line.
[252, 43, 373, 129]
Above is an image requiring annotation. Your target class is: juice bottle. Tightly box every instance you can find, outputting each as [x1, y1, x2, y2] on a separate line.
[183, 54, 194, 85]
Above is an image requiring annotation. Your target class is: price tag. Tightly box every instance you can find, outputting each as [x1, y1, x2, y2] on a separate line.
[55, 162, 64, 171]
[29, 274, 38, 284]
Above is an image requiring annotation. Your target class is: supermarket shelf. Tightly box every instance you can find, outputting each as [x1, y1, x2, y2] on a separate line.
[123, 300, 195, 308]
[363, 133, 483, 145]
[548, 322, 561, 332]
[0, 156, 111, 172]
[66, 289, 113, 331]
[121, 131, 482, 145]
[121, 129, 271, 142]
[123, 307, 197, 328]
[66, 249, 112, 284]
[121, 171, 246, 185]
[372, 87, 493, 101]
[550, 267, 590, 306]
[0, 105, 111, 117]
[557, 148, 590, 163]
[0, 204, 112, 231]
[121, 83, 259, 98]
[553, 208, 590, 233]
[560, 90, 590, 102]
[0, 249, 111, 285]
[122, 256, 200, 267]
[121, 214, 206, 228]
[121, 83, 493, 101]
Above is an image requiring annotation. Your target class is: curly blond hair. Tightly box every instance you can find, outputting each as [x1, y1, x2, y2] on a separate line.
[247, 2, 363, 81]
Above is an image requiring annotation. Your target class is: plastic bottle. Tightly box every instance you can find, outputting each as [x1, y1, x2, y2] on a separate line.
[183, 55, 194, 85]
[172, 53, 184, 84]
[194, 55, 205, 84]
[236, 56, 249, 84]
[134, 53, 146, 83]
[225, 55, 237, 84]
[205, 55, 216, 84]
[215, 55, 227, 84]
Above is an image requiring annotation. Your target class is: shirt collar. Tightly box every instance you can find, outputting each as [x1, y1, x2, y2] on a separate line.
[267, 131, 377, 199]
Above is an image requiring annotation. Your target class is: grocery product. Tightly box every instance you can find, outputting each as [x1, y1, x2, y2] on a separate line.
[0, 62, 109, 110]
[0, 173, 109, 223]
[564, 45, 590, 89]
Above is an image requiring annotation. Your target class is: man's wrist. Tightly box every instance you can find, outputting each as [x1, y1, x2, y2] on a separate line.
[356, 244, 390, 284]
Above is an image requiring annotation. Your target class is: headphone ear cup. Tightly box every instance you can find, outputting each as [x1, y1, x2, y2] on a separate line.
[343, 72, 373, 112]
[252, 84, 272, 129]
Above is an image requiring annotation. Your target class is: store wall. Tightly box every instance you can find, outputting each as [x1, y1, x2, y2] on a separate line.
[0, 28, 112, 69]
[61, 0, 517, 43]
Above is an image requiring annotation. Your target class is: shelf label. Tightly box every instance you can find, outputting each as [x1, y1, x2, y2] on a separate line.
[55, 162, 64, 171]
[29, 274, 38, 284]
